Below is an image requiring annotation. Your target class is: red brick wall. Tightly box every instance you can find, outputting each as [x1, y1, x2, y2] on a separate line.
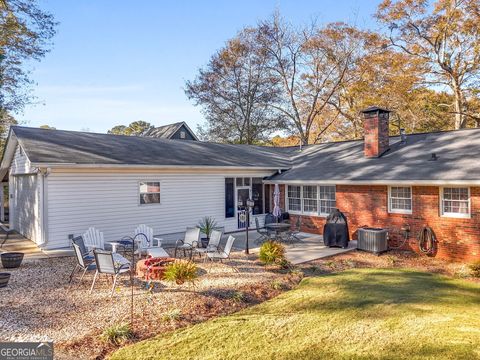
[364, 111, 389, 157]
[275, 184, 480, 262]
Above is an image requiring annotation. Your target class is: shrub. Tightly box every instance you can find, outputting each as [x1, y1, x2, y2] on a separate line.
[230, 290, 245, 303]
[101, 323, 133, 345]
[259, 241, 286, 265]
[271, 280, 283, 290]
[162, 308, 182, 322]
[163, 260, 198, 285]
[469, 261, 480, 277]
[453, 264, 472, 278]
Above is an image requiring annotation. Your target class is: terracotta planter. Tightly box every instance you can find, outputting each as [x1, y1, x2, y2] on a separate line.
[0, 273, 11, 288]
[1, 252, 24, 269]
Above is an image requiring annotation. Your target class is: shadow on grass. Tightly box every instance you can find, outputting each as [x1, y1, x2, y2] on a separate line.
[289, 269, 480, 316]
[276, 335, 477, 360]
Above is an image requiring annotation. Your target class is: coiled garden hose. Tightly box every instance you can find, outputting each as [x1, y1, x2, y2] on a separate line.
[417, 226, 436, 255]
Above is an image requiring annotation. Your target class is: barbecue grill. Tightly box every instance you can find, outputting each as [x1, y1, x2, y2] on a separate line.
[323, 209, 350, 248]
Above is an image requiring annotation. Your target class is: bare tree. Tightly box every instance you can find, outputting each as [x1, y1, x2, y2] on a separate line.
[376, 0, 480, 129]
[257, 14, 361, 145]
[185, 27, 284, 144]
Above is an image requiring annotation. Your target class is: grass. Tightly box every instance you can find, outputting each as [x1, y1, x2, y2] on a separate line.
[101, 323, 133, 345]
[110, 269, 480, 360]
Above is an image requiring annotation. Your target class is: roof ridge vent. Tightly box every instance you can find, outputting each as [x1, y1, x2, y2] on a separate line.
[429, 153, 438, 161]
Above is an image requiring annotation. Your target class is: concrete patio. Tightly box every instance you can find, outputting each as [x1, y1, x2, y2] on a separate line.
[1, 229, 357, 265]
[228, 230, 357, 264]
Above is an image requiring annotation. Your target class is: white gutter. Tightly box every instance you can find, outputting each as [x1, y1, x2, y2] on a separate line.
[30, 163, 287, 171]
[263, 179, 480, 186]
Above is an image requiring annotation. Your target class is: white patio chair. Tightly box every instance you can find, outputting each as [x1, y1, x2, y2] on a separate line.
[83, 227, 105, 250]
[90, 249, 131, 297]
[195, 229, 222, 260]
[134, 224, 163, 257]
[174, 227, 200, 259]
[206, 235, 238, 272]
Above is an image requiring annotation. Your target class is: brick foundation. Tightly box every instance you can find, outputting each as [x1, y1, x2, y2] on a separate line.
[272, 184, 480, 262]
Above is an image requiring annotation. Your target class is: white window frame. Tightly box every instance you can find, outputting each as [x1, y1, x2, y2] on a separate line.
[318, 185, 336, 217]
[388, 186, 413, 214]
[440, 186, 471, 219]
[138, 181, 161, 205]
[286, 185, 302, 214]
[286, 184, 336, 217]
[302, 185, 318, 215]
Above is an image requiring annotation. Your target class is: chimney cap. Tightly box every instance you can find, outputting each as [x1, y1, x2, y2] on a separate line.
[361, 106, 391, 114]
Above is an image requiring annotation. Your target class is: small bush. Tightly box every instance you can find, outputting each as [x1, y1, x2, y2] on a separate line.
[162, 308, 182, 322]
[469, 261, 480, 277]
[230, 290, 245, 303]
[259, 241, 286, 265]
[453, 264, 471, 278]
[101, 323, 133, 345]
[271, 280, 283, 290]
[164, 260, 198, 285]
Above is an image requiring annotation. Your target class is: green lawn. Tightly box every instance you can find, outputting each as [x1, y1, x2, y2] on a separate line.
[111, 269, 480, 360]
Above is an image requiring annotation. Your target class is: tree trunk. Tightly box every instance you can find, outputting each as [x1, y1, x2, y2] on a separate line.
[452, 79, 465, 129]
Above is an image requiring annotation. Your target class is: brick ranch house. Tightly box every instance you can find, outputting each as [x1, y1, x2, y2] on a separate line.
[0, 107, 479, 261]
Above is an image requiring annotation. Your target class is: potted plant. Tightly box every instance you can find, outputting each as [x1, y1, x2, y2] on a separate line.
[1, 252, 24, 268]
[0, 273, 11, 288]
[197, 216, 218, 248]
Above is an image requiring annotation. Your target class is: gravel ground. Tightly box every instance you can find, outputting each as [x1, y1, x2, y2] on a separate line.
[0, 250, 293, 359]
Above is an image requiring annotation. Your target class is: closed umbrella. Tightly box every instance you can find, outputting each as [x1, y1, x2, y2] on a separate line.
[273, 184, 282, 221]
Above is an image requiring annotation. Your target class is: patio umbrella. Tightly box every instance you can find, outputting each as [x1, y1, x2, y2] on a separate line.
[273, 184, 282, 221]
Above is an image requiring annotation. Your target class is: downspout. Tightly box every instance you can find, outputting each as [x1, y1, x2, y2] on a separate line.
[39, 167, 51, 247]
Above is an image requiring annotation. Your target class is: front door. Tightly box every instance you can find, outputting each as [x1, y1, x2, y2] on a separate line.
[237, 187, 250, 229]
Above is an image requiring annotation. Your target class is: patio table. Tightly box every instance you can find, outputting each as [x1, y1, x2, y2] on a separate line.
[107, 236, 164, 254]
[266, 223, 291, 242]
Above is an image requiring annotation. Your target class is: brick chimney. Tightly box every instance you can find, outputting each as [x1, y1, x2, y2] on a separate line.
[362, 106, 391, 158]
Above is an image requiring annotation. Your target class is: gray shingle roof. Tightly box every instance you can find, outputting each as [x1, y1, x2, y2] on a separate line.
[144, 122, 196, 139]
[8, 126, 480, 181]
[269, 128, 480, 182]
[10, 126, 290, 168]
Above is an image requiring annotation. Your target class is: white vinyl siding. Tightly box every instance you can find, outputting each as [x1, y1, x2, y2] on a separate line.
[8, 145, 43, 244]
[287, 185, 336, 216]
[388, 186, 412, 214]
[440, 187, 470, 218]
[10, 174, 41, 242]
[10, 145, 32, 175]
[45, 170, 271, 249]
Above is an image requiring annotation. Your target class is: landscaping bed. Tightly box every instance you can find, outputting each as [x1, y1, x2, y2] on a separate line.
[0, 251, 301, 360]
[299, 249, 480, 281]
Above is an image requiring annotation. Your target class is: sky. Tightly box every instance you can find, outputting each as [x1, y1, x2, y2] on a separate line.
[19, 0, 380, 133]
